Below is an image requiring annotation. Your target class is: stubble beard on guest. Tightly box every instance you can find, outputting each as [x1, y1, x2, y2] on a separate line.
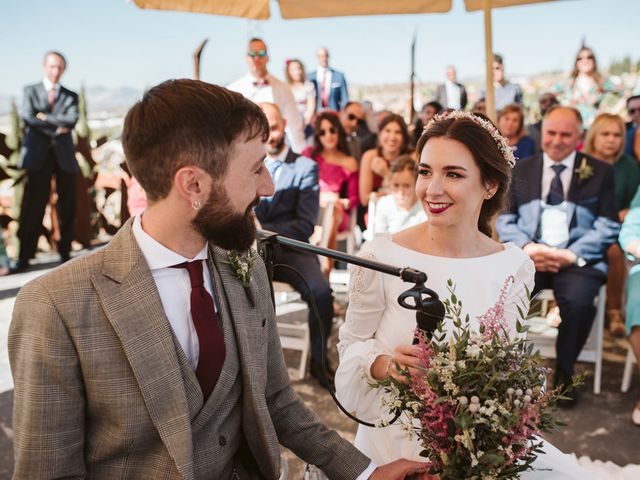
[265, 133, 286, 156]
[191, 185, 260, 252]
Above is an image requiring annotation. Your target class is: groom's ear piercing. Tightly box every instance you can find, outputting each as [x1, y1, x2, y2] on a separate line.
[192, 199, 202, 210]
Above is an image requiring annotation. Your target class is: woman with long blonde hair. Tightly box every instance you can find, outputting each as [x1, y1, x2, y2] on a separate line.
[583, 113, 640, 335]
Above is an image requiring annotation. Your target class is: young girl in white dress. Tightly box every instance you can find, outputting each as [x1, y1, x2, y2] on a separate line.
[335, 112, 595, 479]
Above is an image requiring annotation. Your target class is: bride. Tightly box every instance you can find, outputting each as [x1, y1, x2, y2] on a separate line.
[335, 111, 595, 479]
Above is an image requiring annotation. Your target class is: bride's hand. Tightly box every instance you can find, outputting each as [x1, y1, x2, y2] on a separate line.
[371, 344, 423, 382]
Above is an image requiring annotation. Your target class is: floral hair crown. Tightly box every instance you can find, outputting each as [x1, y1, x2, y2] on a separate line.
[423, 111, 516, 168]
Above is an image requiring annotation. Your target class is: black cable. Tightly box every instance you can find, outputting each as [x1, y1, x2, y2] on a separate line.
[273, 262, 400, 428]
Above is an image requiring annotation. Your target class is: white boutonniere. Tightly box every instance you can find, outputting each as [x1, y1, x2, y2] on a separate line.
[226, 249, 255, 288]
[575, 157, 594, 182]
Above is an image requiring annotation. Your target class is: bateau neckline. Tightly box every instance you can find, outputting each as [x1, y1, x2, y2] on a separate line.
[382, 234, 515, 261]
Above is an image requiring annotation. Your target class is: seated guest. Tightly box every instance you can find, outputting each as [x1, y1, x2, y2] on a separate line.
[359, 114, 410, 207]
[302, 111, 358, 278]
[527, 92, 559, 156]
[364, 155, 426, 240]
[339, 101, 377, 162]
[255, 102, 335, 388]
[284, 58, 316, 132]
[497, 104, 536, 160]
[583, 113, 640, 335]
[626, 95, 640, 160]
[496, 105, 619, 407]
[410, 101, 443, 149]
[619, 187, 640, 425]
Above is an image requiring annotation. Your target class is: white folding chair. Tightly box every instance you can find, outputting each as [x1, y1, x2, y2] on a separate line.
[525, 285, 606, 394]
[273, 281, 310, 380]
[621, 346, 637, 393]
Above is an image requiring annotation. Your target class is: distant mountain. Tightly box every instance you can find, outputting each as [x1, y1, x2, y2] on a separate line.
[0, 86, 142, 117]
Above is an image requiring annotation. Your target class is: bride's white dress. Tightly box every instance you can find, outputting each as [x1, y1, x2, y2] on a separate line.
[335, 234, 595, 480]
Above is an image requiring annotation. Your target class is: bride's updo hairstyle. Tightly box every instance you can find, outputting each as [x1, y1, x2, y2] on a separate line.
[416, 112, 512, 237]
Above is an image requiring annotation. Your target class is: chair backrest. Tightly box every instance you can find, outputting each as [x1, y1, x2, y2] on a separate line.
[316, 200, 335, 249]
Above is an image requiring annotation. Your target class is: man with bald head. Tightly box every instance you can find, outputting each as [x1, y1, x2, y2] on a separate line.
[309, 47, 349, 112]
[255, 102, 336, 389]
[435, 65, 467, 110]
[497, 106, 620, 406]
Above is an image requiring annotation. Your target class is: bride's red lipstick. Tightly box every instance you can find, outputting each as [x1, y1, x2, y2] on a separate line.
[426, 202, 452, 215]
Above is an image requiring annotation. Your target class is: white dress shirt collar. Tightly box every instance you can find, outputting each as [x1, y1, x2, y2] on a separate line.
[42, 77, 59, 93]
[543, 151, 576, 172]
[132, 213, 208, 270]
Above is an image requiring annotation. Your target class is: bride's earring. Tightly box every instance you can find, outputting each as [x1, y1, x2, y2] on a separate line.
[192, 199, 202, 210]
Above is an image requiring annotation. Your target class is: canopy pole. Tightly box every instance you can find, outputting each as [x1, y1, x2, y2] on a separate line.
[483, 0, 496, 122]
[193, 38, 208, 80]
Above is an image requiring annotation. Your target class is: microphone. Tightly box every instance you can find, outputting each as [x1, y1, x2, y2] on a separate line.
[414, 300, 445, 343]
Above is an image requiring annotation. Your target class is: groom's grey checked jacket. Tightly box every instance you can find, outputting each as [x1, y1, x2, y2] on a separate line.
[9, 218, 370, 479]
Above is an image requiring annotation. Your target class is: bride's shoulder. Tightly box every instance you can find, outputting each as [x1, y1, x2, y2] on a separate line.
[500, 242, 536, 274]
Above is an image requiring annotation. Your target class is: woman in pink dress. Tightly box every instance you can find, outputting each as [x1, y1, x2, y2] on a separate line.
[302, 111, 359, 278]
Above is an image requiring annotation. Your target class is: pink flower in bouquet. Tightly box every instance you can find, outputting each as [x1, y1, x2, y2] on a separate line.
[477, 275, 515, 341]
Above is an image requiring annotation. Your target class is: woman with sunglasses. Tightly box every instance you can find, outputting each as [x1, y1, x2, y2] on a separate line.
[284, 58, 316, 131]
[335, 111, 595, 479]
[359, 114, 410, 207]
[583, 113, 640, 336]
[302, 111, 358, 279]
[554, 46, 615, 128]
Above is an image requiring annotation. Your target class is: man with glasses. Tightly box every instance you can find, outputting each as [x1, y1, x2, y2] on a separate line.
[484, 53, 523, 111]
[228, 37, 306, 153]
[339, 101, 376, 162]
[625, 95, 640, 159]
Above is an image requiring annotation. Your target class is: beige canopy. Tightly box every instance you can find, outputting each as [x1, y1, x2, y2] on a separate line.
[133, 0, 561, 120]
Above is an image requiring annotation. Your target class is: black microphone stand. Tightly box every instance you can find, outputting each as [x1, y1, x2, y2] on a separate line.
[256, 230, 445, 427]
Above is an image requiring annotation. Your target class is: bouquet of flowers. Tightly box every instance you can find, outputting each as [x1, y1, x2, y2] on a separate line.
[374, 277, 579, 480]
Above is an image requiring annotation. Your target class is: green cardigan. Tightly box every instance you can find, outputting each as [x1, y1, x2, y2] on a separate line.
[614, 153, 640, 211]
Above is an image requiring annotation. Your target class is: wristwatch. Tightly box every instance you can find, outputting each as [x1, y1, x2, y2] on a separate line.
[575, 256, 586, 267]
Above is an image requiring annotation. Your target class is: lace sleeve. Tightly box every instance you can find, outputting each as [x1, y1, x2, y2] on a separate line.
[335, 248, 390, 419]
[504, 256, 536, 331]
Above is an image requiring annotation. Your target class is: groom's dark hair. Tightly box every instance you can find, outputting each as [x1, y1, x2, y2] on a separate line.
[122, 79, 269, 201]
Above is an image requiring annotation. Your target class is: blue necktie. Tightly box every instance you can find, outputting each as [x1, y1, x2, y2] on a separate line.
[547, 164, 567, 206]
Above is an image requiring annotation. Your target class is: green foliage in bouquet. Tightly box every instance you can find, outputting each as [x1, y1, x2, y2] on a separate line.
[373, 277, 581, 480]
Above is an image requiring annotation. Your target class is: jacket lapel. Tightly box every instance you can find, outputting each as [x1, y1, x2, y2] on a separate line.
[566, 152, 584, 223]
[209, 246, 278, 478]
[529, 155, 544, 229]
[91, 220, 195, 479]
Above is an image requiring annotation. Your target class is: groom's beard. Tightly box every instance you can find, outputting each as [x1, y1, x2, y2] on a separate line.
[192, 187, 260, 252]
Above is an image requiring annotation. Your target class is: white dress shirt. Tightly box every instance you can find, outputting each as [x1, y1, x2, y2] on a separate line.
[539, 151, 576, 246]
[541, 151, 576, 201]
[42, 77, 59, 100]
[316, 66, 333, 103]
[264, 145, 290, 184]
[444, 80, 461, 110]
[227, 73, 306, 153]
[132, 214, 216, 370]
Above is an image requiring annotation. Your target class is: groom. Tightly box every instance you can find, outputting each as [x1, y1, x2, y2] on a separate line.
[9, 80, 427, 479]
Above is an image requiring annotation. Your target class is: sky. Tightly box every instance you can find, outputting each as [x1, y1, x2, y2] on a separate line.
[1, 0, 639, 97]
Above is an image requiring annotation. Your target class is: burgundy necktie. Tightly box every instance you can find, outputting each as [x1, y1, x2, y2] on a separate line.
[173, 260, 225, 398]
[48, 88, 56, 110]
[320, 71, 329, 108]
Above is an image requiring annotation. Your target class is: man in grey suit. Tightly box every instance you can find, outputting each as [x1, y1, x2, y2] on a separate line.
[435, 66, 467, 111]
[12, 51, 79, 273]
[9, 80, 428, 479]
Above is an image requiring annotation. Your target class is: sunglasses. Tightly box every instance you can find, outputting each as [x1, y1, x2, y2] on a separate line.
[248, 50, 267, 58]
[577, 55, 594, 61]
[319, 127, 337, 137]
[347, 113, 362, 122]
[628, 108, 640, 115]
